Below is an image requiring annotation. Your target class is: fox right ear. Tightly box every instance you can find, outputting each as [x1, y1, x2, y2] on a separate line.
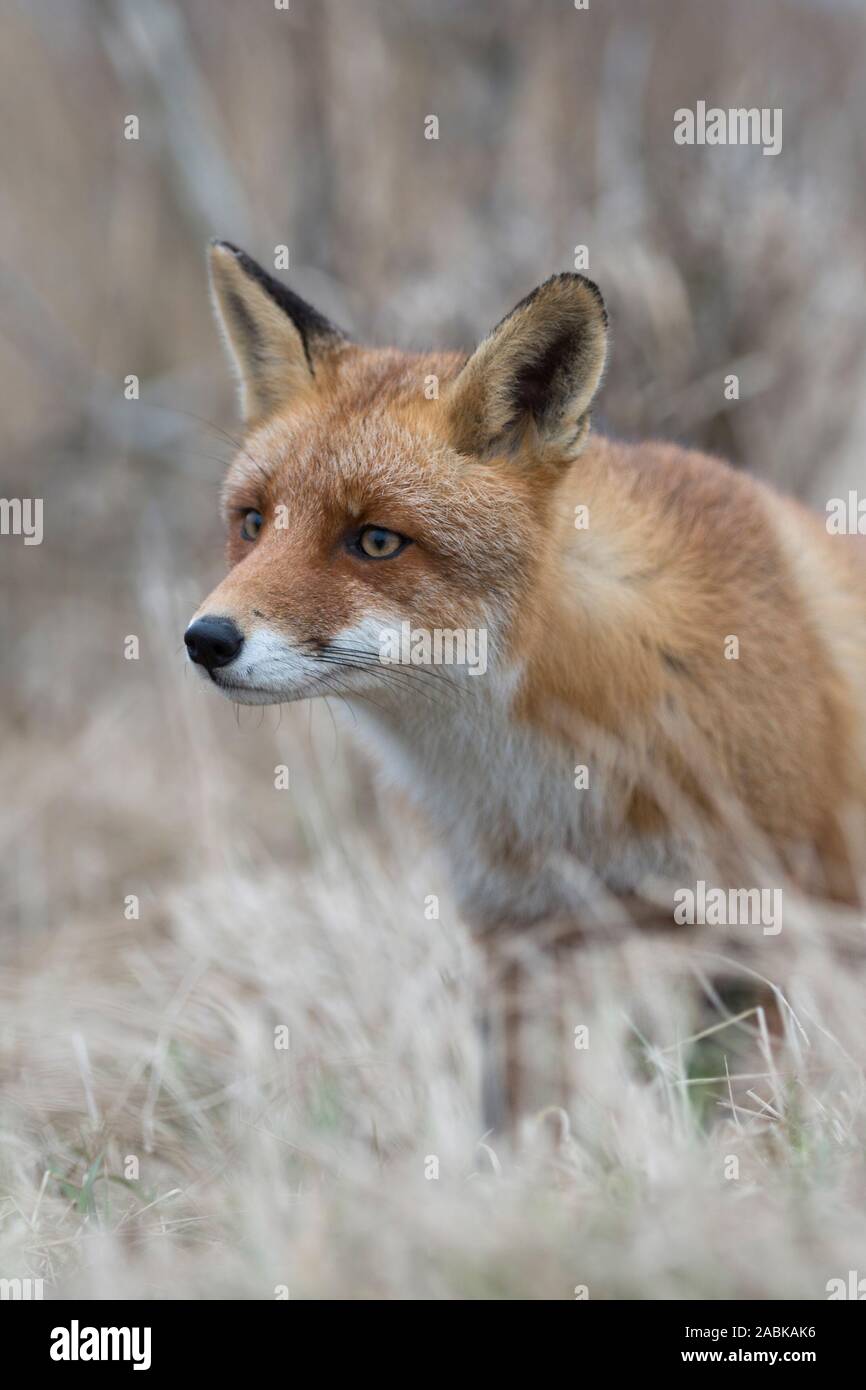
[447, 273, 608, 463]
[208, 241, 348, 425]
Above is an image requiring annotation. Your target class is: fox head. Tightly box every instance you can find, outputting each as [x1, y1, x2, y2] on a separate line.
[185, 241, 607, 705]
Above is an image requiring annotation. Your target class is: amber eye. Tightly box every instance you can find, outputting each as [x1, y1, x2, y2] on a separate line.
[240, 509, 263, 542]
[356, 526, 407, 559]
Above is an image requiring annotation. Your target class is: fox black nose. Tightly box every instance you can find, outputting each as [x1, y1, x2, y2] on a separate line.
[184, 615, 244, 671]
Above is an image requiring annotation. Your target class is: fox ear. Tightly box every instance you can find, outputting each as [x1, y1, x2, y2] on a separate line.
[447, 274, 608, 461]
[208, 240, 348, 424]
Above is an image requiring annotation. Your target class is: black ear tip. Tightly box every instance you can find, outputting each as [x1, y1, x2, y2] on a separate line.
[209, 238, 244, 258]
[577, 274, 608, 325]
[545, 271, 608, 326]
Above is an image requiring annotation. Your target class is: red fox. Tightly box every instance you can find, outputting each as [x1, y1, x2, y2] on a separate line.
[187, 241, 866, 1119]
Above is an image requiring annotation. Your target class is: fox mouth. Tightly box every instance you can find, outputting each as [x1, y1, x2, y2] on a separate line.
[206, 670, 313, 705]
[205, 661, 383, 706]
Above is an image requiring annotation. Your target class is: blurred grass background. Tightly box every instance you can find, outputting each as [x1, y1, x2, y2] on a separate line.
[2, 0, 866, 1299]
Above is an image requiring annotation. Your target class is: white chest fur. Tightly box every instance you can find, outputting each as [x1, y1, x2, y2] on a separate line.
[346, 669, 679, 930]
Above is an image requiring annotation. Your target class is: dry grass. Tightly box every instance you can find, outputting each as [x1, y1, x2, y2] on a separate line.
[2, 0, 866, 1299]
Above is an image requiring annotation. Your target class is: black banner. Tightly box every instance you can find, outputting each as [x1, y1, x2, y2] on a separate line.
[6, 1298, 861, 1373]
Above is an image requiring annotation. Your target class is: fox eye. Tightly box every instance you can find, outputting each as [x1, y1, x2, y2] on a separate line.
[356, 525, 408, 559]
[240, 509, 263, 542]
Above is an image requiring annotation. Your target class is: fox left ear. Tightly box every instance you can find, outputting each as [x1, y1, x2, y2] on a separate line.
[447, 273, 608, 462]
[208, 240, 348, 425]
